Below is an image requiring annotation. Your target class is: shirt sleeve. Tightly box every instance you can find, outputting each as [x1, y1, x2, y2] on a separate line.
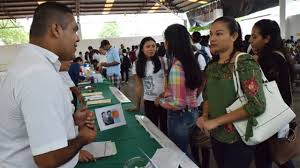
[237, 54, 266, 140]
[60, 72, 75, 88]
[160, 62, 186, 110]
[197, 54, 207, 71]
[16, 68, 69, 155]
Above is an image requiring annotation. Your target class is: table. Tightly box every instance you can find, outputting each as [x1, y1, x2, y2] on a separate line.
[75, 82, 198, 168]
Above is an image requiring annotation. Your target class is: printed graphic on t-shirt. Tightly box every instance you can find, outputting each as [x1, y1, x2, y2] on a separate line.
[144, 76, 156, 97]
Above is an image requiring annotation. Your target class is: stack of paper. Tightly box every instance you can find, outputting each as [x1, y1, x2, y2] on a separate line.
[81, 141, 117, 159]
[78, 81, 91, 85]
[84, 95, 104, 101]
[82, 92, 103, 97]
[144, 148, 184, 168]
[86, 99, 111, 106]
[109, 86, 131, 103]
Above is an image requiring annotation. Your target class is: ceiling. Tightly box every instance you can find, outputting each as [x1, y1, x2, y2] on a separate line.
[0, 0, 214, 20]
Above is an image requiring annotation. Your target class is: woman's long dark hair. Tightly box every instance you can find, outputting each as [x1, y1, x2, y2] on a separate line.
[164, 24, 202, 90]
[210, 16, 243, 63]
[136, 37, 161, 78]
[254, 19, 294, 81]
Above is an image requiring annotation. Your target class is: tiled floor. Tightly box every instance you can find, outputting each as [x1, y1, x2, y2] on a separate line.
[119, 75, 300, 168]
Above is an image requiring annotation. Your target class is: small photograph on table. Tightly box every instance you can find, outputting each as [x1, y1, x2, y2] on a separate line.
[95, 103, 126, 131]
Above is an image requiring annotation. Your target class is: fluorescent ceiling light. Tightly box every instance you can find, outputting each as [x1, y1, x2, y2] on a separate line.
[148, 3, 161, 13]
[37, 1, 46, 5]
[104, 3, 113, 8]
[102, 0, 115, 15]
[188, 0, 208, 4]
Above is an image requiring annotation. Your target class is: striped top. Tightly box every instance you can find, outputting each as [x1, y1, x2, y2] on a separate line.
[160, 59, 198, 110]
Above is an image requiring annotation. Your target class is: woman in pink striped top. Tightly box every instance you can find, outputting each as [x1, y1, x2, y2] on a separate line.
[155, 24, 204, 158]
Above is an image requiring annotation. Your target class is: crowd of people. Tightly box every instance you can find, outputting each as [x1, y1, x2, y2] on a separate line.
[0, 1, 299, 168]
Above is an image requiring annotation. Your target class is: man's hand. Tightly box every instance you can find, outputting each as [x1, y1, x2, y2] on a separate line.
[78, 95, 85, 106]
[74, 107, 95, 129]
[79, 150, 95, 162]
[78, 126, 96, 145]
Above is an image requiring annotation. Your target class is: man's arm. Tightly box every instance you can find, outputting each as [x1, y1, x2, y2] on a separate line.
[34, 126, 96, 168]
[70, 86, 84, 105]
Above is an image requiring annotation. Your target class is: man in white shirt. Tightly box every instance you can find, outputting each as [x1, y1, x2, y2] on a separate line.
[191, 32, 213, 61]
[0, 2, 96, 168]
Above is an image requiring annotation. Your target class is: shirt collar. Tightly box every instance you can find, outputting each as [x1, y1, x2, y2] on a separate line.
[28, 43, 61, 72]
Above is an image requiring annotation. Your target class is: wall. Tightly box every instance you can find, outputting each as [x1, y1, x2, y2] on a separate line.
[287, 14, 300, 39]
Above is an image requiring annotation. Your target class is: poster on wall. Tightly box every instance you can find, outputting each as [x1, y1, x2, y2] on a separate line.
[95, 103, 126, 131]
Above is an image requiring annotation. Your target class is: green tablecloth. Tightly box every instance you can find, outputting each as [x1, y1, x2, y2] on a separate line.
[75, 83, 161, 168]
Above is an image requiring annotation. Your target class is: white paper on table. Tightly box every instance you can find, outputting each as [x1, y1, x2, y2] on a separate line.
[84, 95, 105, 101]
[82, 92, 103, 97]
[145, 148, 184, 168]
[81, 141, 117, 159]
[109, 86, 131, 103]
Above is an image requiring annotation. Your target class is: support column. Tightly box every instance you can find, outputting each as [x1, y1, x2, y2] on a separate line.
[75, 0, 82, 40]
[279, 0, 286, 39]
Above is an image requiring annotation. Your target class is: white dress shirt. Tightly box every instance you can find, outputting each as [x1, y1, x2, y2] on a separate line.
[0, 43, 78, 168]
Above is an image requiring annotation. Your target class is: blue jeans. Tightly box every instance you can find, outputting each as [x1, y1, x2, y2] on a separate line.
[167, 108, 199, 158]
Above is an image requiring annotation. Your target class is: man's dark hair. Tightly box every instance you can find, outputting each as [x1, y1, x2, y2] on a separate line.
[88, 46, 93, 50]
[30, 2, 73, 38]
[100, 40, 110, 48]
[191, 32, 202, 43]
[73, 57, 83, 63]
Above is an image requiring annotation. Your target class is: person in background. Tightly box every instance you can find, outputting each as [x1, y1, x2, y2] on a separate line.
[155, 24, 203, 159]
[69, 57, 85, 109]
[192, 31, 213, 62]
[250, 19, 295, 168]
[78, 51, 83, 60]
[84, 51, 89, 62]
[87, 46, 94, 62]
[120, 49, 131, 84]
[0, 2, 96, 167]
[119, 44, 125, 55]
[197, 16, 266, 168]
[100, 39, 121, 89]
[128, 37, 168, 135]
[129, 45, 137, 63]
[242, 34, 251, 52]
[98, 46, 107, 78]
[192, 31, 212, 64]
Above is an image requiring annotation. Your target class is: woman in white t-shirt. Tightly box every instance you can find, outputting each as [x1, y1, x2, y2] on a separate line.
[128, 37, 167, 135]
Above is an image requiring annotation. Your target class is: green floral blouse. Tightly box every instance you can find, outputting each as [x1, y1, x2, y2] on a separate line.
[203, 54, 266, 143]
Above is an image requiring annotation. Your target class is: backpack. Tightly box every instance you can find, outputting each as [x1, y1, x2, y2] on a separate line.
[196, 45, 211, 64]
[121, 56, 131, 69]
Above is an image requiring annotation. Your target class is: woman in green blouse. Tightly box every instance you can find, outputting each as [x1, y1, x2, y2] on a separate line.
[196, 16, 266, 168]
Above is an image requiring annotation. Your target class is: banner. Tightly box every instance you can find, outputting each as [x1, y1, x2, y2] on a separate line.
[222, 0, 279, 18]
[187, 0, 279, 26]
[187, 0, 223, 27]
